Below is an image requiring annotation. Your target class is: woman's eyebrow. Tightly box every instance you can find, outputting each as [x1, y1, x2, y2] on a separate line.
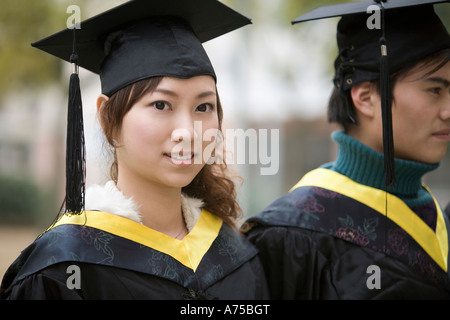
[197, 90, 216, 98]
[154, 88, 216, 98]
[154, 88, 178, 97]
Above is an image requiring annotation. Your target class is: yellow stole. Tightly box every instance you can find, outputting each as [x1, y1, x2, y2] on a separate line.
[291, 168, 448, 272]
[51, 209, 222, 272]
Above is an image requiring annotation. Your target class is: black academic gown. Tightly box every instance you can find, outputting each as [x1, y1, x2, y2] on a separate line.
[246, 168, 450, 299]
[1, 210, 269, 300]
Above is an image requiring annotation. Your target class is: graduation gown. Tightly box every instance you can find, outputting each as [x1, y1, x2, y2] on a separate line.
[1, 209, 268, 300]
[246, 168, 450, 299]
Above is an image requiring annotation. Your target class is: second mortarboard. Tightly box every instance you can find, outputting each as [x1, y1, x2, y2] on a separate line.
[292, 0, 450, 187]
[32, 0, 251, 216]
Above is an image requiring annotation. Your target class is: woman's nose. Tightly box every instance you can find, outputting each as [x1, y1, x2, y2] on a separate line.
[171, 115, 199, 143]
[171, 127, 191, 142]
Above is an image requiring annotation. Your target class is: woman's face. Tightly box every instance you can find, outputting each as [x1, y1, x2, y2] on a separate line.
[115, 75, 219, 189]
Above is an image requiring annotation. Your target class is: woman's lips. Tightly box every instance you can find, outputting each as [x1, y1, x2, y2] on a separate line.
[163, 152, 195, 166]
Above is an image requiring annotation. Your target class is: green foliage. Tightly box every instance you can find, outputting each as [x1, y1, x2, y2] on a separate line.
[0, 1, 58, 98]
[436, 5, 450, 29]
[0, 176, 42, 223]
[0, 0, 126, 100]
[0, 0, 81, 99]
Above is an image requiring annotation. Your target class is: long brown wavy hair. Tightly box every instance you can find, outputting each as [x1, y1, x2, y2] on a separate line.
[98, 76, 242, 228]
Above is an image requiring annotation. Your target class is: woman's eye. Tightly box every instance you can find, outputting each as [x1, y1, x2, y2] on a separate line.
[196, 103, 213, 112]
[152, 101, 169, 110]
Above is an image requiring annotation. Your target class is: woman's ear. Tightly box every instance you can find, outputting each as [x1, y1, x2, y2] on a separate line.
[350, 81, 378, 118]
[97, 94, 109, 112]
[96, 94, 109, 129]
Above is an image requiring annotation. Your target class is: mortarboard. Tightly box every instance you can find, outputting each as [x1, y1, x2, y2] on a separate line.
[292, 0, 450, 187]
[32, 0, 251, 216]
[32, 0, 251, 96]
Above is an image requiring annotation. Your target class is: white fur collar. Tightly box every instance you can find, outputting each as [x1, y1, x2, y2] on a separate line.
[84, 181, 203, 232]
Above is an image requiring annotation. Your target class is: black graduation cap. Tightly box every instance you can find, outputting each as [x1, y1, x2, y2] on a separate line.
[32, 0, 251, 215]
[33, 0, 251, 96]
[293, 0, 449, 23]
[292, 0, 450, 187]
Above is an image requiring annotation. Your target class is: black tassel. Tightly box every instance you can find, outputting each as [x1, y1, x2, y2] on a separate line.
[379, 38, 395, 187]
[377, 0, 395, 187]
[65, 36, 86, 215]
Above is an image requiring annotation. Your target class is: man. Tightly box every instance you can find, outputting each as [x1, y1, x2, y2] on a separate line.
[245, 0, 450, 299]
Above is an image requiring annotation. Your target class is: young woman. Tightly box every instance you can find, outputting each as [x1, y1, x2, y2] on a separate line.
[245, 1, 450, 299]
[1, 0, 269, 300]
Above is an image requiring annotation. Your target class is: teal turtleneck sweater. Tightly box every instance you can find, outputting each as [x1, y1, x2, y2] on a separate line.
[322, 131, 439, 208]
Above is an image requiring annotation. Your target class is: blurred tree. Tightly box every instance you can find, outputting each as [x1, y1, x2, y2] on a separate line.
[0, 0, 133, 102]
[436, 5, 450, 28]
[0, 175, 42, 224]
[0, 1, 64, 100]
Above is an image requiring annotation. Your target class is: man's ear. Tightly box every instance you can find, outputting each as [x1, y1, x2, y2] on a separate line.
[350, 82, 377, 118]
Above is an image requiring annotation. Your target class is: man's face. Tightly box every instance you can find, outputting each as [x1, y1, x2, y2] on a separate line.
[390, 61, 450, 164]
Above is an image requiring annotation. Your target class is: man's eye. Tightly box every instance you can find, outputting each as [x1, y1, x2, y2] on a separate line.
[430, 87, 441, 95]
